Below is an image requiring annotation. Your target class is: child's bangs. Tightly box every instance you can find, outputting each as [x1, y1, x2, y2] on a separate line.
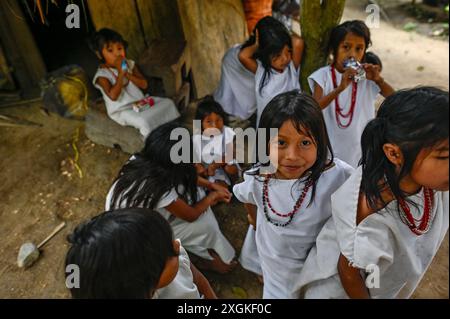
[290, 117, 316, 144]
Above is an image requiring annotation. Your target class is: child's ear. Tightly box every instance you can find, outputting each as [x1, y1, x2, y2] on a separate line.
[383, 143, 403, 167]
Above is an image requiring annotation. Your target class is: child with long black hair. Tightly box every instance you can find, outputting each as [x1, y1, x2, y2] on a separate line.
[308, 20, 395, 167]
[240, 17, 304, 127]
[234, 90, 353, 298]
[65, 208, 217, 299]
[296, 87, 449, 298]
[105, 122, 236, 274]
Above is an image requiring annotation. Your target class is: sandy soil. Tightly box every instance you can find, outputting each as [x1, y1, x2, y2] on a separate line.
[0, 2, 448, 299]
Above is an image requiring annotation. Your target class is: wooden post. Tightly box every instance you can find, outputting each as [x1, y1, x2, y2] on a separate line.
[0, 0, 46, 97]
[299, 0, 346, 93]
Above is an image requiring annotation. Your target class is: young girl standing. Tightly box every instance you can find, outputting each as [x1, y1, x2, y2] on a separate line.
[193, 97, 240, 187]
[233, 91, 354, 298]
[237, 16, 304, 127]
[308, 20, 395, 168]
[91, 28, 180, 138]
[296, 87, 449, 299]
[105, 122, 236, 274]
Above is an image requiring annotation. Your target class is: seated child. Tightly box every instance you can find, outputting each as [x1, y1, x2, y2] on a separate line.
[193, 97, 240, 188]
[90, 28, 180, 138]
[106, 122, 237, 274]
[65, 208, 217, 299]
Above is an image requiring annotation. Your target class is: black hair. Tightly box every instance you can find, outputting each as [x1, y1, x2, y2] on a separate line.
[109, 121, 198, 210]
[88, 28, 128, 62]
[65, 208, 177, 299]
[242, 16, 292, 93]
[360, 87, 449, 211]
[364, 51, 383, 70]
[195, 96, 229, 129]
[250, 90, 334, 206]
[327, 20, 372, 62]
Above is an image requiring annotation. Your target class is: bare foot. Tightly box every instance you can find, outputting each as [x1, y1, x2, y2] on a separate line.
[194, 249, 237, 274]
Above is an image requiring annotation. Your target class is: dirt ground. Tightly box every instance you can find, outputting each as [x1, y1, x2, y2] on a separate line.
[0, 2, 448, 299]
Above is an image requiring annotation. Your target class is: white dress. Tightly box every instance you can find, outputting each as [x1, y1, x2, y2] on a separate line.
[308, 66, 380, 168]
[105, 173, 236, 264]
[153, 241, 201, 299]
[296, 167, 449, 299]
[213, 44, 257, 120]
[93, 59, 180, 138]
[255, 60, 301, 127]
[193, 126, 240, 185]
[233, 159, 354, 298]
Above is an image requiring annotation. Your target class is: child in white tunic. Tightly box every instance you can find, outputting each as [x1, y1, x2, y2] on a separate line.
[296, 87, 449, 299]
[213, 44, 257, 121]
[91, 28, 180, 138]
[65, 208, 217, 299]
[193, 97, 240, 187]
[308, 20, 394, 168]
[233, 91, 354, 298]
[106, 122, 237, 274]
[238, 16, 304, 127]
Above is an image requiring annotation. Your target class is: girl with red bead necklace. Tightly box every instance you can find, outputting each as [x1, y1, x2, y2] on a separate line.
[296, 87, 449, 299]
[308, 20, 395, 168]
[233, 91, 354, 298]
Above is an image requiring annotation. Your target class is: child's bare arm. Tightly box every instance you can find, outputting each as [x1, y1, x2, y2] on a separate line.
[239, 31, 259, 74]
[312, 68, 357, 109]
[96, 75, 126, 101]
[126, 65, 148, 90]
[165, 191, 229, 222]
[363, 64, 395, 98]
[190, 262, 218, 299]
[244, 203, 257, 230]
[292, 35, 305, 69]
[338, 254, 371, 299]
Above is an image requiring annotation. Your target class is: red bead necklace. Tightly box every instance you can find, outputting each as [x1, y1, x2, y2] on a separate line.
[397, 188, 434, 236]
[262, 175, 312, 227]
[331, 65, 358, 129]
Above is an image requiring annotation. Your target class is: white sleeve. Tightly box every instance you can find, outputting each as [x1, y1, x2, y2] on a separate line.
[368, 79, 381, 97]
[308, 67, 327, 93]
[233, 172, 258, 205]
[155, 188, 179, 209]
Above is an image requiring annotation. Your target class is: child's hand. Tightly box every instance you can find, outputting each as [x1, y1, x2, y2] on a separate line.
[255, 29, 260, 47]
[338, 67, 358, 92]
[209, 182, 231, 196]
[209, 190, 231, 205]
[114, 56, 125, 73]
[363, 63, 382, 83]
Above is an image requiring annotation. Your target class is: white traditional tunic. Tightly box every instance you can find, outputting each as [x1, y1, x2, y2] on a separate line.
[296, 167, 449, 299]
[93, 59, 180, 138]
[239, 226, 263, 276]
[255, 60, 301, 127]
[153, 241, 201, 299]
[193, 126, 240, 185]
[308, 66, 380, 168]
[105, 174, 235, 264]
[213, 44, 257, 120]
[233, 159, 353, 298]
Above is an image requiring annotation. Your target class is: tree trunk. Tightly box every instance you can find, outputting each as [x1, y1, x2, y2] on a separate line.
[299, 0, 346, 93]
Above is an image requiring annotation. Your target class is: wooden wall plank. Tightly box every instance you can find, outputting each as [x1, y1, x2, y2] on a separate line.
[87, 0, 146, 60]
[0, 0, 46, 96]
